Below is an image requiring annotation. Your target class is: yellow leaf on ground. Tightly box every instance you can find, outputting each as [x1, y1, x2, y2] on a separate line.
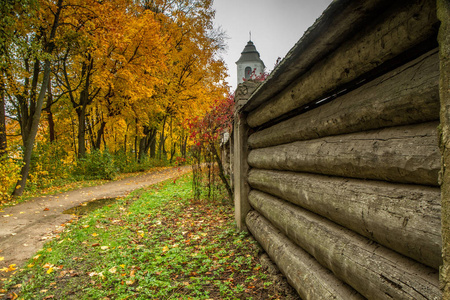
[0, 257, 4, 261]
[47, 267, 54, 274]
[108, 267, 117, 274]
[125, 279, 135, 286]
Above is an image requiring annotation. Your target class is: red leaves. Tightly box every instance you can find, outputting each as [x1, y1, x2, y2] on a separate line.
[187, 94, 234, 149]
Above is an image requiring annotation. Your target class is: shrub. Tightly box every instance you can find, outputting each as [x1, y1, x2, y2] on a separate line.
[73, 150, 118, 180]
[27, 141, 74, 190]
[0, 154, 22, 203]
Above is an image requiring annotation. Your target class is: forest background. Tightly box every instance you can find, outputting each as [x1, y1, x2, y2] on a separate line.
[0, 0, 233, 201]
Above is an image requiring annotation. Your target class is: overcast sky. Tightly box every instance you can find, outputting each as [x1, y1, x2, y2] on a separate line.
[212, 0, 333, 91]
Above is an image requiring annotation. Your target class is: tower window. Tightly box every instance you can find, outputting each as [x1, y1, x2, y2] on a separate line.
[245, 67, 252, 79]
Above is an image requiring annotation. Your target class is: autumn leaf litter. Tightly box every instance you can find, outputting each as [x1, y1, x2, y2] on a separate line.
[2, 174, 298, 299]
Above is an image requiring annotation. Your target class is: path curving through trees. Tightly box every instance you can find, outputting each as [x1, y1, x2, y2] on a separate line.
[0, 166, 191, 273]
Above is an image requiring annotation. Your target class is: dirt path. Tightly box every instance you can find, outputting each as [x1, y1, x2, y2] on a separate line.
[0, 166, 191, 273]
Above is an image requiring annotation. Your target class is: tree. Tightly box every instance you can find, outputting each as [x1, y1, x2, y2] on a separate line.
[188, 94, 234, 200]
[6, 0, 64, 196]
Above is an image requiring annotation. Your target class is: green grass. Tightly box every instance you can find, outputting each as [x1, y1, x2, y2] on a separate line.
[2, 174, 290, 299]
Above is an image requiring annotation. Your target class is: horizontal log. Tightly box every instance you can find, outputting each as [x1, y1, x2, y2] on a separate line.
[248, 169, 442, 269]
[243, 0, 394, 113]
[248, 122, 440, 186]
[247, 0, 438, 127]
[246, 211, 364, 300]
[248, 49, 440, 148]
[249, 190, 441, 299]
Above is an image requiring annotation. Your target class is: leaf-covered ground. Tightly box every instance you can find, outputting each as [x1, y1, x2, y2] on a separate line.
[2, 174, 298, 299]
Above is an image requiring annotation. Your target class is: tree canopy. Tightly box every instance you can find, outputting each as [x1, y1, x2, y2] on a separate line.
[0, 0, 229, 198]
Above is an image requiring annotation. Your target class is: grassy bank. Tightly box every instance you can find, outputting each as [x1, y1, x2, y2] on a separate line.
[2, 174, 296, 299]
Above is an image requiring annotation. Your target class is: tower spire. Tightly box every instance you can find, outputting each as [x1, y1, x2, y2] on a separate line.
[249, 31, 252, 41]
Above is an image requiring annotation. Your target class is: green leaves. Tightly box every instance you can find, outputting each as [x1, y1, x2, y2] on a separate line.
[3, 174, 286, 299]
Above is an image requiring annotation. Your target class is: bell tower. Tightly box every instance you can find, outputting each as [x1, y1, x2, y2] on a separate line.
[236, 37, 265, 85]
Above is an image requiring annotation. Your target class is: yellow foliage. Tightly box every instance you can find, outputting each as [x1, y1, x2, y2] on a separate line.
[0, 155, 22, 203]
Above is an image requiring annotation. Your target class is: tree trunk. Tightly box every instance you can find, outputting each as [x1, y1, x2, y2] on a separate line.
[138, 126, 157, 163]
[246, 211, 364, 300]
[0, 80, 6, 155]
[45, 79, 55, 142]
[248, 168, 441, 269]
[149, 135, 156, 158]
[248, 191, 441, 299]
[248, 50, 440, 148]
[158, 116, 167, 160]
[76, 104, 87, 158]
[249, 122, 440, 186]
[13, 0, 63, 196]
[211, 145, 233, 201]
[95, 120, 107, 150]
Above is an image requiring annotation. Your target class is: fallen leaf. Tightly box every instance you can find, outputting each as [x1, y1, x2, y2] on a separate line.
[42, 263, 53, 269]
[7, 292, 17, 300]
[92, 233, 98, 237]
[2, 264, 17, 272]
[0, 257, 3, 261]
[108, 267, 117, 274]
[125, 279, 135, 286]
[43, 208, 49, 211]
[100, 246, 109, 250]
[47, 267, 54, 274]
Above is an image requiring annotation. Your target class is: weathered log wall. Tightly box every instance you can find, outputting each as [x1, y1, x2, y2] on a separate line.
[233, 0, 444, 298]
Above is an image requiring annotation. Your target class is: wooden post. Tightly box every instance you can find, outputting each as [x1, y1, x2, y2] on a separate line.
[438, 0, 450, 296]
[233, 112, 250, 231]
[233, 82, 258, 231]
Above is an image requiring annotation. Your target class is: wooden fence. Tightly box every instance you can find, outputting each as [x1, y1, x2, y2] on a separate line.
[233, 0, 450, 299]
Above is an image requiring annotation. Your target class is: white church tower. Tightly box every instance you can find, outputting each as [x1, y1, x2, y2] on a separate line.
[236, 39, 265, 85]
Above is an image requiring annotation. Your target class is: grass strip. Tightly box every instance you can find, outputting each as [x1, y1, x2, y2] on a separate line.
[2, 174, 294, 299]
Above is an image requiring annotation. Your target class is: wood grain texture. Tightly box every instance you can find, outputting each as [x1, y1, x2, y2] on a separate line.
[246, 210, 365, 300]
[249, 190, 441, 299]
[248, 169, 442, 269]
[248, 122, 440, 186]
[247, 0, 438, 127]
[248, 50, 440, 149]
